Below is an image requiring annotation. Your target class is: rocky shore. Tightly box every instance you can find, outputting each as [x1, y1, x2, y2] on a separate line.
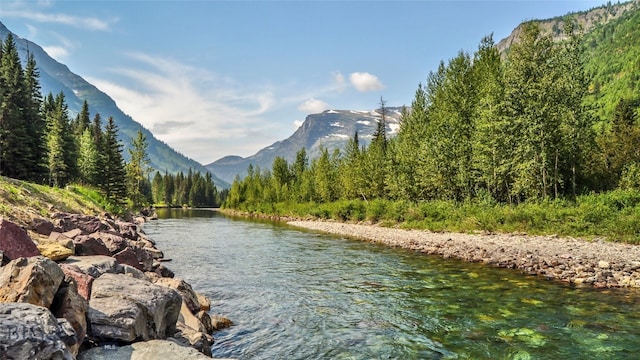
[289, 220, 640, 289]
[0, 212, 232, 359]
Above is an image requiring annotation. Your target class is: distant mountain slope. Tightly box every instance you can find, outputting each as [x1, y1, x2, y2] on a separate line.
[207, 108, 403, 183]
[496, 0, 637, 54]
[0, 22, 229, 188]
[495, 0, 640, 123]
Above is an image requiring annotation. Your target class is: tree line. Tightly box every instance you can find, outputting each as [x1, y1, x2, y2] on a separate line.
[0, 33, 222, 209]
[225, 22, 640, 210]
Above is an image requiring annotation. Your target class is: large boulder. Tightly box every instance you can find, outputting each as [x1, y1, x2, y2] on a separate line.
[60, 256, 122, 278]
[113, 247, 142, 270]
[51, 279, 88, 357]
[0, 256, 65, 308]
[77, 339, 215, 360]
[87, 273, 182, 342]
[29, 217, 56, 236]
[52, 213, 109, 234]
[0, 302, 77, 360]
[0, 219, 40, 260]
[196, 292, 211, 312]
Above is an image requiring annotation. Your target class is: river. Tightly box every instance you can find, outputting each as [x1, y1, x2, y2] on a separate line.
[142, 209, 640, 360]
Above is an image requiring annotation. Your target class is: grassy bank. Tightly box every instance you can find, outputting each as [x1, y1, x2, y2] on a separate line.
[0, 176, 108, 226]
[225, 189, 640, 244]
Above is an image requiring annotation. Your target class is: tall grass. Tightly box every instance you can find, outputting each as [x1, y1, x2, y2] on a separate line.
[228, 189, 640, 243]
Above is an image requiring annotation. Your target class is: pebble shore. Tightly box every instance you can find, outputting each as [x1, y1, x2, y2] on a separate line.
[288, 220, 640, 288]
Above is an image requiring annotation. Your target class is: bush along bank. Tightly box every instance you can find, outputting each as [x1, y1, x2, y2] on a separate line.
[0, 212, 232, 359]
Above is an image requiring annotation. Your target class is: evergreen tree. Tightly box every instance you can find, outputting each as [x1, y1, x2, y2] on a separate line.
[0, 33, 29, 179]
[126, 130, 151, 209]
[101, 116, 127, 204]
[23, 53, 47, 183]
[74, 100, 91, 136]
[77, 128, 99, 185]
[151, 171, 164, 205]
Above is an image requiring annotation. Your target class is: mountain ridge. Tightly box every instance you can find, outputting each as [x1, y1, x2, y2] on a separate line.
[206, 108, 403, 183]
[0, 21, 229, 188]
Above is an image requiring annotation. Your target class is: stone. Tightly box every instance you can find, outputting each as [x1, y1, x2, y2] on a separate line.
[0, 256, 65, 308]
[47, 232, 76, 251]
[59, 264, 94, 301]
[155, 263, 175, 278]
[116, 221, 140, 241]
[195, 310, 214, 335]
[210, 314, 233, 331]
[87, 273, 182, 342]
[30, 217, 55, 236]
[77, 339, 215, 360]
[178, 301, 208, 334]
[72, 235, 111, 256]
[121, 264, 148, 280]
[60, 255, 122, 278]
[155, 277, 200, 314]
[598, 261, 610, 269]
[132, 245, 155, 271]
[174, 321, 214, 357]
[51, 279, 88, 356]
[0, 302, 77, 360]
[37, 241, 75, 261]
[196, 292, 211, 312]
[0, 219, 40, 260]
[92, 232, 129, 254]
[113, 247, 142, 270]
[62, 228, 83, 240]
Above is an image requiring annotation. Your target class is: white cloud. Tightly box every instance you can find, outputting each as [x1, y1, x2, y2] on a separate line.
[86, 52, 284, 162]
[42, 46, 69, 60]
[297, 98, 330, 114]
[3, 9, 116, 31]
[293, 120, 304, 129]
[349, 72, 384, 92]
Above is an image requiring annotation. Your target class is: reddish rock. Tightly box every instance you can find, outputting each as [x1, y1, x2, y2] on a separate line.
[92, 231, 129, 254]
[72, 235, 111, 256]
[59, 264, 94, 300]
[113, 247, 142, 270]
[0, 219, 40, 260]
[29, 218, 55, 236]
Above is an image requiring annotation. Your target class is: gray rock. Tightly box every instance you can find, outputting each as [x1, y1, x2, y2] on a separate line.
[77, 339, 217, 359]
[60, 255, 122, 278]
[87, 273, 182, 342]
[0, 302, 76, 360]
[155, 277, 201, 314]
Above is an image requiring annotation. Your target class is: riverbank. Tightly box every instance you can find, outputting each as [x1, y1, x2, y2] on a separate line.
[288, 220, 640, 289]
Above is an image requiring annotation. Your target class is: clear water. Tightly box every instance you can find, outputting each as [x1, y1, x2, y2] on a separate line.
[143, 209, 640, 360]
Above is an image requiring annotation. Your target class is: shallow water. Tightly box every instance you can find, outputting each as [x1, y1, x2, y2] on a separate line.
[143, 209, 640, 360]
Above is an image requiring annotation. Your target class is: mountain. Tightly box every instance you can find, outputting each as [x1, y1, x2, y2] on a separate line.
[207, 108, 403, 183]
[0, 22, 229, 188]
[496, 0, 637, 55]
[495, 0, 640, 122]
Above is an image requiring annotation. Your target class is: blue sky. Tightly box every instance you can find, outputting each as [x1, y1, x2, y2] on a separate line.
[1, 0, 608, 164]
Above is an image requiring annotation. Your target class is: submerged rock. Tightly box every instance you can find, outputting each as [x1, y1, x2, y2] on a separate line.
[0, 302, 77, 360]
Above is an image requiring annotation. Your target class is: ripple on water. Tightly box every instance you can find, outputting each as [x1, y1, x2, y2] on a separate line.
[144, 209, 640, 360]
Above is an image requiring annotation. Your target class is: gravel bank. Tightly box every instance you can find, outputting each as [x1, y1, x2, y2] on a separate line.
[288, 220, 640, 288]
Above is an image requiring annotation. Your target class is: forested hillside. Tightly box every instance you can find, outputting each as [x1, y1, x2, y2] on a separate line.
[0, 34, 224, 210]
[224, 8, 640, 240]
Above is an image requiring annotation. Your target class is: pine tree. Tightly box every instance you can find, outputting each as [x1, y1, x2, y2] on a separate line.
[126, 130, 151, 209]
[101, 116, 127, 205]
[74, 100, 91, 136]
[77, 128, 99, 185]
[23, 53, 47, 183]
[0, 33, 29, 179]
